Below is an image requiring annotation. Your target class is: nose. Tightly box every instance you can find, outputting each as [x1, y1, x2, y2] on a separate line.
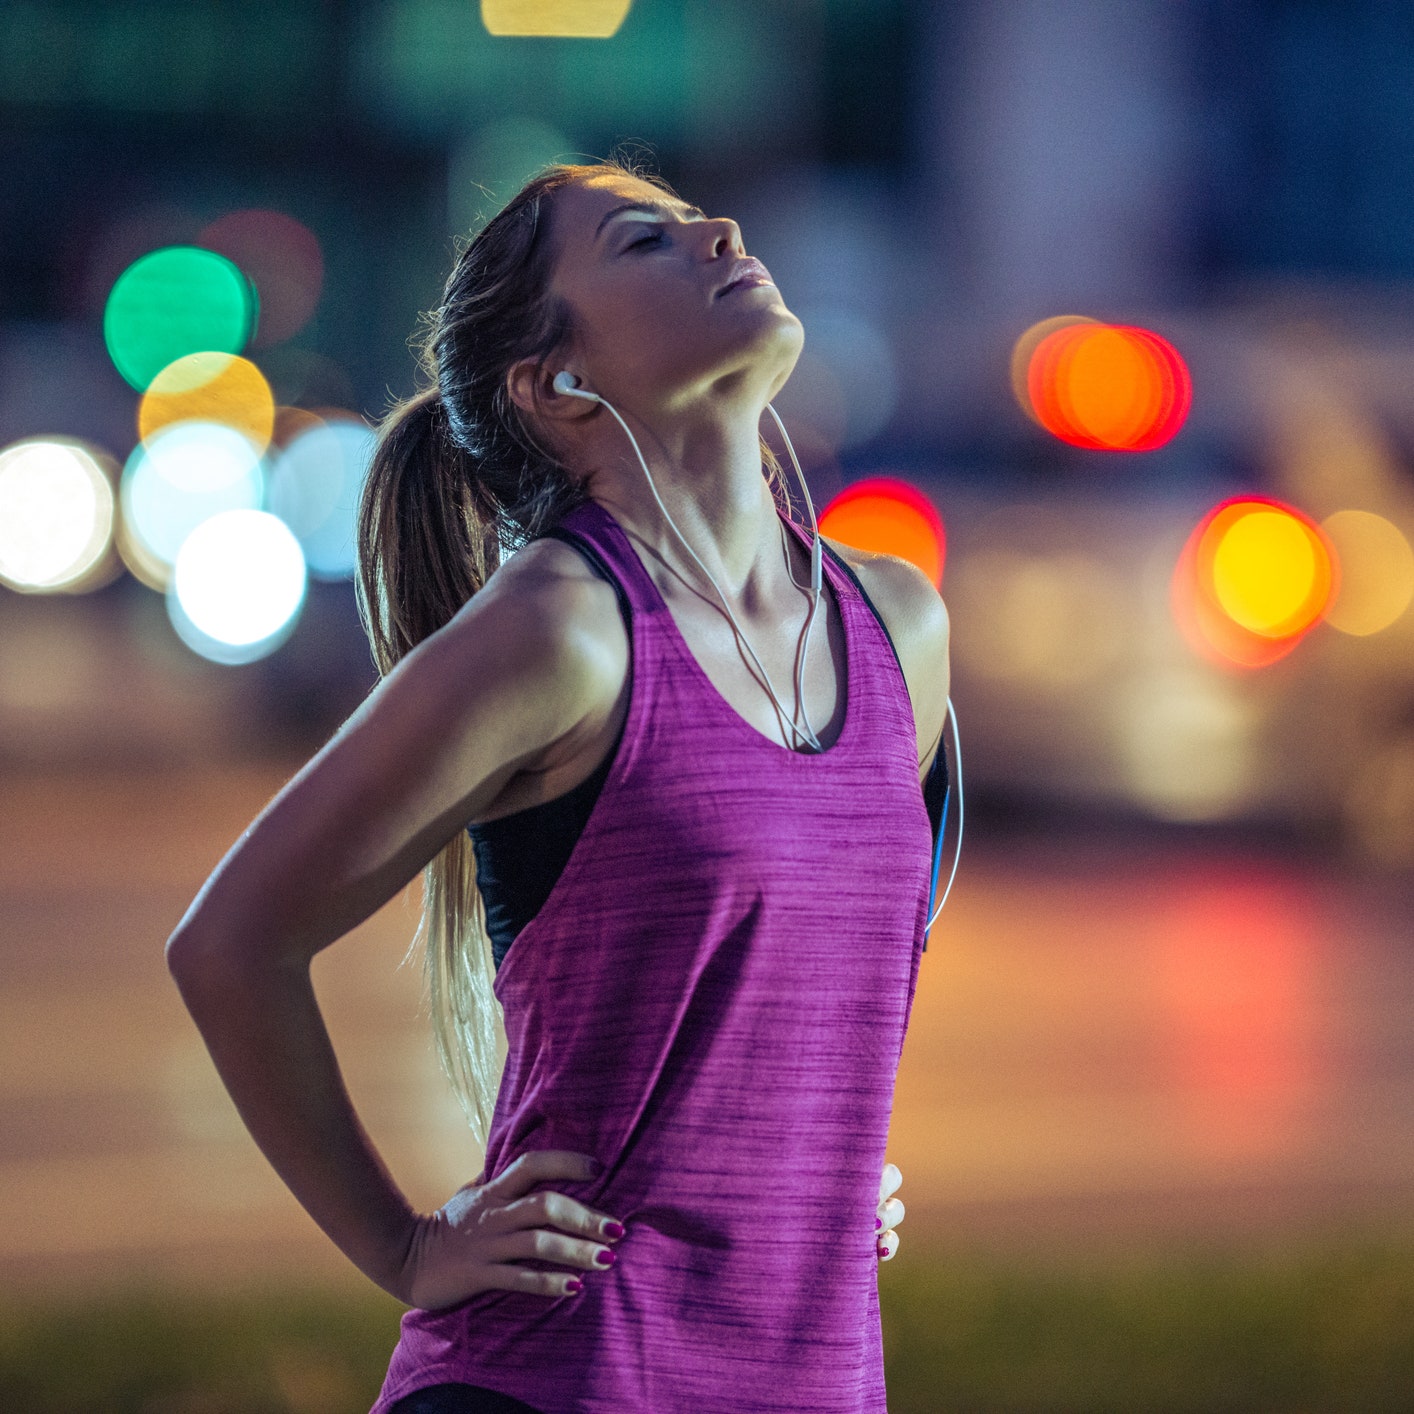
[699, 215, 744, 259]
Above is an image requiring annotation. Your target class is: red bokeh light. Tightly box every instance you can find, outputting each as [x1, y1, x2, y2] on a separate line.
[817, 477, 945, 589]
[1022, 320, 1192, 452]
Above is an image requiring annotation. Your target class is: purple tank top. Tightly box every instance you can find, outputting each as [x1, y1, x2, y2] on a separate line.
[370, 496, 934, 1414]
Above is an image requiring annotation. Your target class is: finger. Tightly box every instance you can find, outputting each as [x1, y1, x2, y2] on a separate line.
[482, 1263, 587, 1299]
[878, 1163, 902, 1203]
[491, 1189, 625, 1243]
[482, 1150, 601, 1202]
[876, 1229, 899, 1262]
[876, 1197, 905, 1233]
[491, 1227, 619, 1273]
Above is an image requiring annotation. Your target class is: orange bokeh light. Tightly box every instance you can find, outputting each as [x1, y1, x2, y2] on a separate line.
[1172, 496, 1338, 669]
[1019, 318, 1192, 451]
[817, 477, 945, 589]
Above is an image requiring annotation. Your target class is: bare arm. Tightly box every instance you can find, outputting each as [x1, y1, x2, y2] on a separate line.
[166, 561, 625, 1303]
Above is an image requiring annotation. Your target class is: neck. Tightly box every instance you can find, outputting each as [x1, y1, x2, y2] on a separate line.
[584, 395, 797, 613]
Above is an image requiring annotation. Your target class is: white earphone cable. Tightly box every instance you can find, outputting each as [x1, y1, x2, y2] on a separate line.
[582, 387, 827, 753]
[553, 370, 962, 932]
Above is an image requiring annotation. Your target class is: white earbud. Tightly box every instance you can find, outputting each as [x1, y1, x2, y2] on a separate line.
[553, 370, 599, 400]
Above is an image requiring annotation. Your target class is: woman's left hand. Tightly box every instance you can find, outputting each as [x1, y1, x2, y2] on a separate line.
[876, 1161, 904, 1261]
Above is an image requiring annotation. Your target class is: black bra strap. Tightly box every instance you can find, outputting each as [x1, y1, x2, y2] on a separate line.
[814, 536, 907, 687]
[540, 526, 633, 627]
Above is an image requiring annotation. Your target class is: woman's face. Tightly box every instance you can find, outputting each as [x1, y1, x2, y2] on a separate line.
[542, 172, 804, 415]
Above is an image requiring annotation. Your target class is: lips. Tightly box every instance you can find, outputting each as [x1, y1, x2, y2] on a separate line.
[716, 257, 775, 298]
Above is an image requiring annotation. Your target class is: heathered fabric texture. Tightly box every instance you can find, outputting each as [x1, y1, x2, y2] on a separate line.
[370, 496, 934, 1414]
[465, 530, 952, 974]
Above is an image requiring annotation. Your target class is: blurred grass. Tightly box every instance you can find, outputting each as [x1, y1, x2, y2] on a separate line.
[881, 1223, 1414, 1413]
[2, 1224, 1413, 1412]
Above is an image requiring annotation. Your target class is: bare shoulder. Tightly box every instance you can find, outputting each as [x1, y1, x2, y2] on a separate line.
[434, 531, 629, 769]
[820, 534, 949, 654]
[450, 531, 626, 667]
[820, 534, 951, 771]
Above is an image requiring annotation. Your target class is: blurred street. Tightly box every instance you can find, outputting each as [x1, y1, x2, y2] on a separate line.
[4, 763, 1413, 1301]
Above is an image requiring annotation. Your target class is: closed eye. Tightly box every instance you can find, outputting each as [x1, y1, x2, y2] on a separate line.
[627, 230, 665, 250]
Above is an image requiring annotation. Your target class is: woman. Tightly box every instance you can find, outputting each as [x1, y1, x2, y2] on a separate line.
[166, 154, 951, 1413]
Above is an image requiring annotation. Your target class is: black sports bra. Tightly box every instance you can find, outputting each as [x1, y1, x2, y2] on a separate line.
[467, 528, 951, 971]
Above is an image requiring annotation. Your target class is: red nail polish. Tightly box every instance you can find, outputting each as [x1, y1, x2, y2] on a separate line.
[565, 1279, 583, 1293]
[874, 1217, 882, 1230]
[595, 1249, 617, 1267]
[602, 1221, 625, 1240]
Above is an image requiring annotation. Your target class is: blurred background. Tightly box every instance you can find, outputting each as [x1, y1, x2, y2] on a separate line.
[4, 1, 1414, 1409]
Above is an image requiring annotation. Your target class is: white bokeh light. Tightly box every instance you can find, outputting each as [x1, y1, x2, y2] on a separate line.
[0, 438, 115, 592]
[265, 417, 374, 580]
[167, 509, 307, 664]
[121, 421, 265, 576]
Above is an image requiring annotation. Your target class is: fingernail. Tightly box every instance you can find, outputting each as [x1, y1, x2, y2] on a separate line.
[594, 1249, 617, 1267]
[565, 1278, 584, 1293]
[874, 1217, 882, 1230]
[601, 1220, 625, 1240]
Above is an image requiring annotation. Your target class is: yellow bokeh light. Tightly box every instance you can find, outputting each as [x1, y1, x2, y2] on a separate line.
[481, 0, 632, 37]
[138, 351, 276, 454]
[1211, 509, 1327, 638]
[1319, 509, 1414, 636]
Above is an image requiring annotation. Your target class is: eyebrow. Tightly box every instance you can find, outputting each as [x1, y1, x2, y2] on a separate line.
[594, 199, 709, 244]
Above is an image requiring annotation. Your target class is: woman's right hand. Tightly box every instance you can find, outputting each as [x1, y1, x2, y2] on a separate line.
[397, 1149, 626, 1311]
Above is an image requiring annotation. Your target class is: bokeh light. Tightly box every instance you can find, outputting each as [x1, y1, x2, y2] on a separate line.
[1010, 314, 1096, 424]
[1018, 317, 1191, 451]
[103, 246, 257, 391]
[818, 477, 945, 588]
[137, 352, 277, 454]
[1116, 668, 1259, 822]
[119, 422, 265, 588]
[167, 509, 307, 664]
[1172, 496, 1336, 669]
[1210, 507, 1333, 636]
[271, 405, 328, 449]
[265, 415, 375, 580]
[1319, 509, 1414, 637]
[197, 209, 324, 348]
[0, 438, 116, 593]
[480, 0, 633, 37]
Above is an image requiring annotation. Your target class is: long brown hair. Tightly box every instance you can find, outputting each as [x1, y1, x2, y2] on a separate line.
[355, 149, 792, 1150]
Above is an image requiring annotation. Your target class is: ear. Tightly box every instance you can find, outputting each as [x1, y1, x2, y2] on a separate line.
[506, 356, 596, 425]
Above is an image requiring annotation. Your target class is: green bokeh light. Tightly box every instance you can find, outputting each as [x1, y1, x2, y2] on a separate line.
[103, 246, 258, 392]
